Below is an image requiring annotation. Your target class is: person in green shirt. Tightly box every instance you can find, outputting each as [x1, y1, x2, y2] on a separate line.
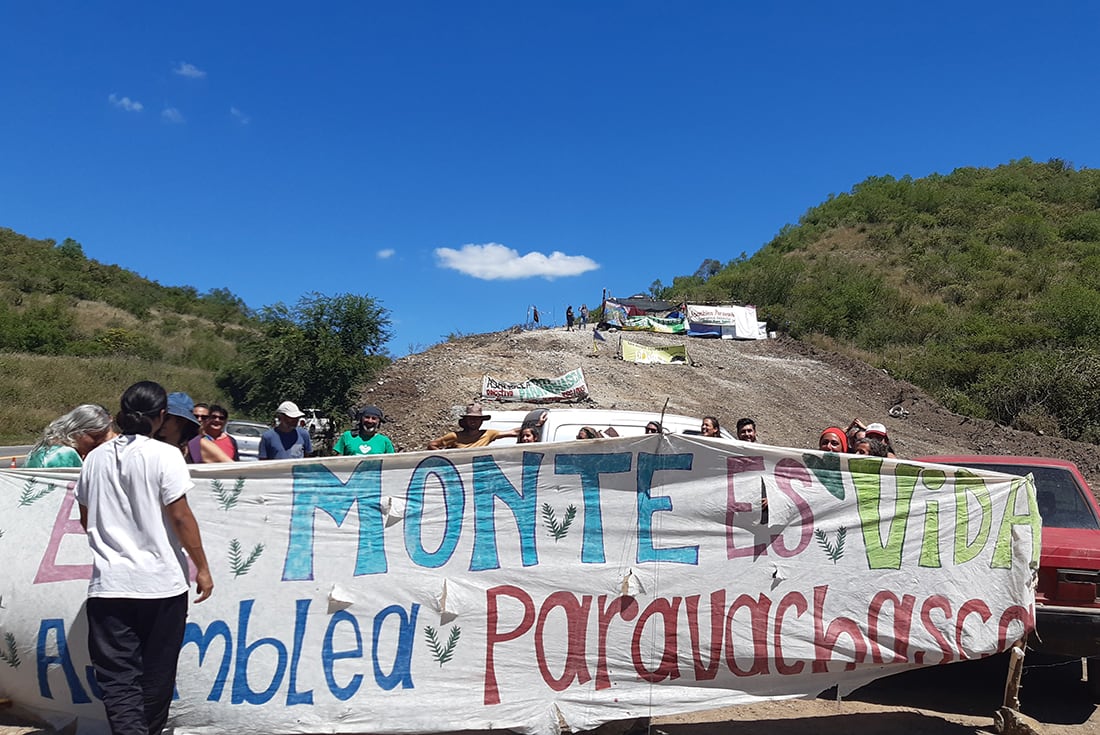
[333, 405, 395, 455]
[27, 404, 115, 468]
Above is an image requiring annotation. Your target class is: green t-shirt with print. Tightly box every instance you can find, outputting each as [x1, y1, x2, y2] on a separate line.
[332, 431, 395, 456]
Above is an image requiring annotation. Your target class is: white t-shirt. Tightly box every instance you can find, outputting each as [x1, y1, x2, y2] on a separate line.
[74, 434, 195, 598]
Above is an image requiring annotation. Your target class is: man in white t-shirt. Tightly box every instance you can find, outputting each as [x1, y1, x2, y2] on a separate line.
[75, 381, 212, 735]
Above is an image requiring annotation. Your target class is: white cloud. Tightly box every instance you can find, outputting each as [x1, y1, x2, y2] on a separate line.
[108, 93, 143, 112]
[161, 107, 185, 124]
[174, 62, 206, 79]
[230, 107, 251, 125]
[434, 242, 599, 280]
[377, 248, 395, 259]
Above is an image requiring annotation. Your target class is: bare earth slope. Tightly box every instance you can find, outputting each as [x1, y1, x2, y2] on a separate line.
[365, 326, 1100, 490]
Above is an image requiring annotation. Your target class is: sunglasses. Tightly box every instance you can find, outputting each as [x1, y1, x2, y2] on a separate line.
[206, 414, 227, 422]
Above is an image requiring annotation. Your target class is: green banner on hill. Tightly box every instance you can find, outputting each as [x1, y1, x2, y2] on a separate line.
[481, 367, 589, 402]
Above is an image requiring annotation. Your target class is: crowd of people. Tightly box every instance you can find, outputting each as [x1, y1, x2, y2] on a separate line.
[24, 381, 902, 734]
[28, 394, 901, 468]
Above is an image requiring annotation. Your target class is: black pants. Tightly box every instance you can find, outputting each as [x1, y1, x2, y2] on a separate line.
[86, 594, 188, 735]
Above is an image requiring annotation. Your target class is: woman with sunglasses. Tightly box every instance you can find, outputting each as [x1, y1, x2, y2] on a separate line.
[186, 404, 237, 463]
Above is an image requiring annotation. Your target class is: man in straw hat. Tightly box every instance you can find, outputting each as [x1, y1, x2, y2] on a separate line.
[428, 402, 527, 450]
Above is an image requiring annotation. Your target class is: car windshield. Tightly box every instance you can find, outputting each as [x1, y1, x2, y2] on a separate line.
[950, 462, 1100, 530]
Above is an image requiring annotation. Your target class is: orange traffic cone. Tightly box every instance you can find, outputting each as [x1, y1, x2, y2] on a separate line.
[9, 456, 15, 468]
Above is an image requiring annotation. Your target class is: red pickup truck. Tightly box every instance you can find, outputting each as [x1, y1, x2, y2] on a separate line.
[917, 455, 1100, 697]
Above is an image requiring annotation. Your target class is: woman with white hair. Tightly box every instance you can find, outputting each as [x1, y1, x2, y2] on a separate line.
[27, 404, 115, 468]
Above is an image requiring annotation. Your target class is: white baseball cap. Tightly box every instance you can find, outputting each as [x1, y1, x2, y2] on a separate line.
[276, 400, 305, 418]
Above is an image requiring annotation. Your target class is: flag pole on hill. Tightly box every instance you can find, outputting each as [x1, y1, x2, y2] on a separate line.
[592, 328, 606, 353]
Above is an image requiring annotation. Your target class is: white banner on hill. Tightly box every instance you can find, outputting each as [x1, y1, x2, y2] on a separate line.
[0, 437, 1038, 735]
[481, 367, 589, 402]
[685, 303, 764, 339]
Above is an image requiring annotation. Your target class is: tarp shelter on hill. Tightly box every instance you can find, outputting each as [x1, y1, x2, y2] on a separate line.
[600, 296, 677, 328]
[685, 303, 767, 340]
[619, 338, 690, 364]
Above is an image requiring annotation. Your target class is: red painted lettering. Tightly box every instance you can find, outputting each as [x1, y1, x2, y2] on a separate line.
[631, 597, 682, 683]
[484, 585, 535, 705]
[534, 592, 593, 691]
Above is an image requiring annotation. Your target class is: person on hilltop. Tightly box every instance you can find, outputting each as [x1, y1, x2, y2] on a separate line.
[27, 404, 116, 468]
[579, 304, 589, 330]
[259, 401, 313, 459]
[333, 405, 395, 455]
[736, 417, 758, 443]
[565, 305, 575, 331]
[427, 403, 527, 450]
[186, 404, 238, 463]
[74, 380, 213, 735]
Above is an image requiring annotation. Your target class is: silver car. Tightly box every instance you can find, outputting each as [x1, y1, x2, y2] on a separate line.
[225, 420, 269, 461]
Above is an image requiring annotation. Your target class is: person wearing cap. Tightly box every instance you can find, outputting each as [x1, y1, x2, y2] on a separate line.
[427, 403, 526, 450]
[153, 391, 204, 454]
[259, 401, 313, 460]
[333, 405, 395, 455]
[864, 422, 897, 457]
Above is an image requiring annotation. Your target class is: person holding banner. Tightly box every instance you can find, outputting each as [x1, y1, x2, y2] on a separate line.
[428, 403, 525, 450]
[819, 426, 848, 452]
[75, 380, 214, 735]
[333, 405, 395, 455]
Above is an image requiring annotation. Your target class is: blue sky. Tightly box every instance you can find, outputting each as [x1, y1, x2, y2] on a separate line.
[3, 2, 1099, 355]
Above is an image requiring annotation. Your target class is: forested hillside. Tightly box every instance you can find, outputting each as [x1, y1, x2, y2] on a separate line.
[0, 228, 254, 369]
[0, 229, 392, 443]
[658, 158, 1100, 443]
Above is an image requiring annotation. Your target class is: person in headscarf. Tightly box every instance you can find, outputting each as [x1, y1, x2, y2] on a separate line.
[818, 426, 848, 453]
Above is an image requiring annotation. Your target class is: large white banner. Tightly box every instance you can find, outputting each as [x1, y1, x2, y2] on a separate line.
[0, 437, 1038, 735]
[685, 304, 764, 339]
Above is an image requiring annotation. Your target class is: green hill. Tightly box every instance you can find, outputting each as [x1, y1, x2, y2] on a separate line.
[0, 228, 258, 442]
[660, 158, 1100, 443]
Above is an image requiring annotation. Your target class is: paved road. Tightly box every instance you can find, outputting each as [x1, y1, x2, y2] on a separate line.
[0, 445, 33, 468]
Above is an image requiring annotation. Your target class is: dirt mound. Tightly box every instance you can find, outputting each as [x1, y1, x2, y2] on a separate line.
[363, 326, 1100, 489]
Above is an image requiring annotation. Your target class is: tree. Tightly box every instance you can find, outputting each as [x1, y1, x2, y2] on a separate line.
[216, 292, 391, 421]
[693, 259, 722, 282]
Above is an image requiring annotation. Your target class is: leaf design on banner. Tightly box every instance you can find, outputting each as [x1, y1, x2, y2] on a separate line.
[802, 452, 845, 500]
[1, 632, 20, 668]
[541, 503, 577, 541]
[18, 478, 58, 506]
[814, 527, 846, 563]
[212, 477, 246, 511]
[424, 624, 461, 667]
[229, 539, 265, 578]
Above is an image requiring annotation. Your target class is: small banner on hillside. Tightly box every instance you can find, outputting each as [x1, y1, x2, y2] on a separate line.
[481, 367, 589, 402]
[621, 315, 686, 334]
[620, 339, 690, 364]
[0, 439, 1038, 735]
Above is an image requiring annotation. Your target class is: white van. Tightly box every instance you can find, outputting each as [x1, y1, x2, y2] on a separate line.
[481, 408, 734, 445]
